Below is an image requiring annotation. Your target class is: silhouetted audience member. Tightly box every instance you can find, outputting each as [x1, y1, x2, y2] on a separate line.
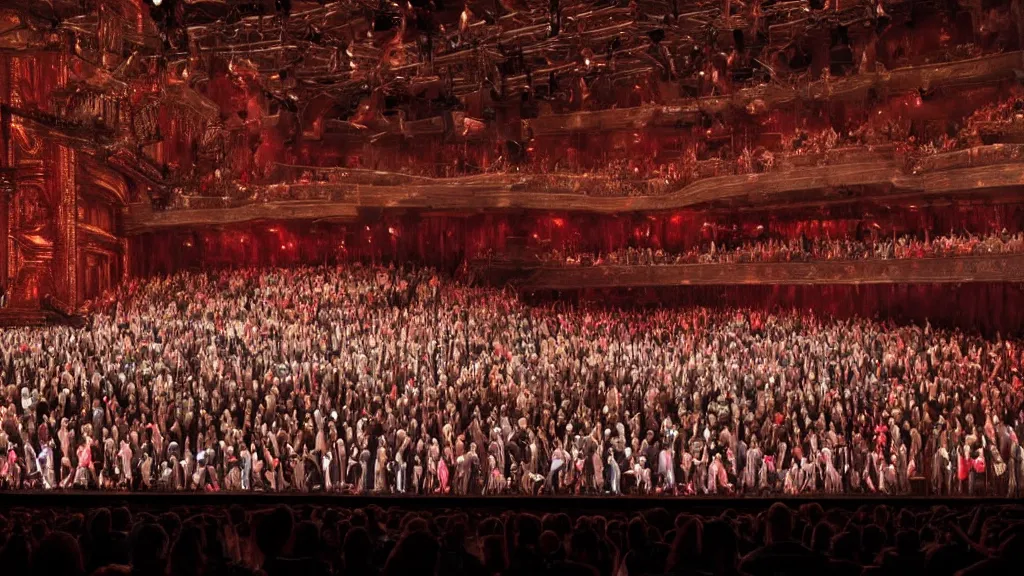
[1, 502, 1024, 576]
[481, 534, 508, 575]
[619, 516, 670, 576]
[738, 503, 829, 576]
[130, 522, 169, 576]
[0, 531, 31, 576]
[33, 531, 85, 576]
[383, 530, 440, 576]
[169, 524, 206, 576]
[342, 527, 378, 576]
[702, 520, 742, 576]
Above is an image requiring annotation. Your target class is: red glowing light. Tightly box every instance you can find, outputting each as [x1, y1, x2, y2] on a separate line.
[669, 214, 683, 224]
[551, 218, 565, 228]
[268, 227, 279, 233]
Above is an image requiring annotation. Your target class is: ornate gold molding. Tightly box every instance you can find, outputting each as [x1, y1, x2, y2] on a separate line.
[514, 254, 1024, 289]
[55, 144, 77, 309]
[123, 157, 1024, 233]
[80, 158, 129, 206]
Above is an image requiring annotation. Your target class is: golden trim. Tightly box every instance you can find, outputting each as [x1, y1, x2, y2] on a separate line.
[57, 144, 77, 306]
[81, 159, 130, 205]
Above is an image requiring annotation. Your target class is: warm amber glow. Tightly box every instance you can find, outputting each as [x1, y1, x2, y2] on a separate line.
[0, 0, 1020, 324]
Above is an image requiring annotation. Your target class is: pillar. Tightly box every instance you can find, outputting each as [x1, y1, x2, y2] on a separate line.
[53, 144, 77, 310]
[0, 55, 9, 292]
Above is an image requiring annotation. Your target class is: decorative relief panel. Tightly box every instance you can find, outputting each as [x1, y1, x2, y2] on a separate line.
[520, 255, 1024, 290]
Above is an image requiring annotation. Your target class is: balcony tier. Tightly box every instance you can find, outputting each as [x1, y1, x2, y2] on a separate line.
[493, 254, 1024, 289]
[124, 144, 1024, 233]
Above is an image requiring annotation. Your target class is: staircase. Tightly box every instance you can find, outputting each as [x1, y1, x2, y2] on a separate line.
[0, 308, 51, 327]
[0, 307, 82, 328]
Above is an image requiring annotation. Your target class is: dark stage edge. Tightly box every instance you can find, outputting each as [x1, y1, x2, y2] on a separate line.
[0, 493, 1018, 513]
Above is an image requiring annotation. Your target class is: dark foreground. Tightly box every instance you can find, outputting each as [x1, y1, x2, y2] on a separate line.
[0, 491, 1019, 513]
[0, 494, 1021, 576]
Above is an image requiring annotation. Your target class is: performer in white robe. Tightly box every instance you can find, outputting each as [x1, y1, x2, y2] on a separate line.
[822, 448, 842, 493]
[607, 450, 621, 495]
[742, 442, 761, 492]
[658, 447, 675, 493]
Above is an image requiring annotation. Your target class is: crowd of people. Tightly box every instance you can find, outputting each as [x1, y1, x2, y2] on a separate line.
[171, 87, 1024, 211]
[537, 231, 1024, 267]
[1, 264, 1023, 496]
[0, 501, 1021, 576]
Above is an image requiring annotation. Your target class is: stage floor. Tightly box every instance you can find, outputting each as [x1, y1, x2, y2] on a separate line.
[0, 492, 1017, 513]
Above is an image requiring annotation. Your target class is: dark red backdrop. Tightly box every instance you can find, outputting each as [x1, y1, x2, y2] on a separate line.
[524, 284, 1024, 336]
[129, 204, 1024, 334]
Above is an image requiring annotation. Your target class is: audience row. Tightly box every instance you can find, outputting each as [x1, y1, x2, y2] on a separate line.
[535, 232, 1024, 266]
[0, 501, 1020, 576]
[1, 265, 1022, 495]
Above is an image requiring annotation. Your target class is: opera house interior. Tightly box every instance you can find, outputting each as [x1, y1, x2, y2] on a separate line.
[2, 0, 1024, 575]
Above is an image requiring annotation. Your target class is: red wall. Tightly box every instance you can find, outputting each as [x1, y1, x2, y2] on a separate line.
[526, 284, 1024, 336]
[128, 205, 1024, 334]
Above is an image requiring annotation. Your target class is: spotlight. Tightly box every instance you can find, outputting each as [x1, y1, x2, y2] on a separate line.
[152, 0, 163, 5]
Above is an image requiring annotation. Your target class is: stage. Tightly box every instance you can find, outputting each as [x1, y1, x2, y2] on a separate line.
[0, 492, 1018, 514]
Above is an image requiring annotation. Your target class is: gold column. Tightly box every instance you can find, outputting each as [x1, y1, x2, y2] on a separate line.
[121, 236, 130, 282]
[0, 174, 8, 297]
[54, 144, 77, 309]
[0, 55, 9, 288]
[7, 55, 25, 298]
[2, 55, 13, 286]
[53, 49, 77, 310]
